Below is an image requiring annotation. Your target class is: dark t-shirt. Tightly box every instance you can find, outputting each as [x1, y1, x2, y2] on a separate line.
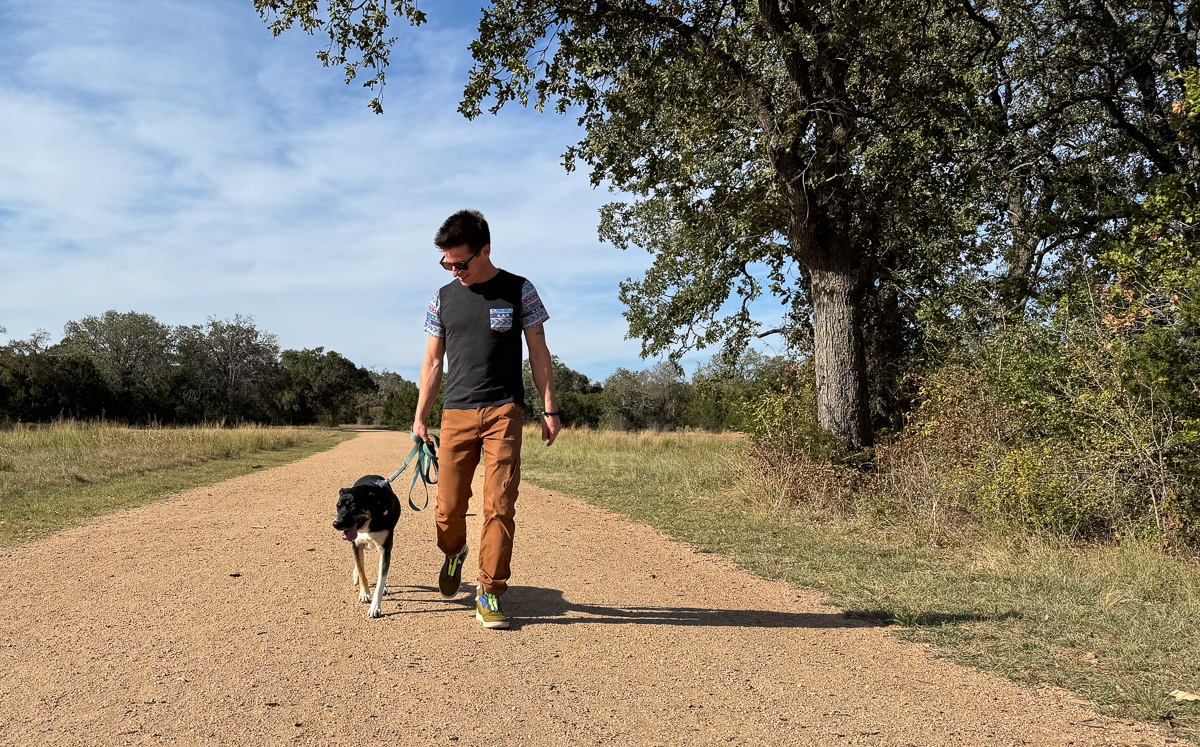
[424, 269, 550, 410]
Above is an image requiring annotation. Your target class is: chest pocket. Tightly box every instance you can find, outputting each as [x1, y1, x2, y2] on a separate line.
[489, 307, 514, 332]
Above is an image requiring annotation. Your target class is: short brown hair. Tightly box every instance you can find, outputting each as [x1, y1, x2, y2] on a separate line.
[434, 210, 490, 252]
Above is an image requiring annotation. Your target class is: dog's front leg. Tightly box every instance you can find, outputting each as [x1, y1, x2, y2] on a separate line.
[367, 540, 392, 619]
[352, 542, 371, 604]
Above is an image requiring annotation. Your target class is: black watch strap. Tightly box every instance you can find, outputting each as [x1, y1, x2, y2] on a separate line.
[543, 411, 560, 417]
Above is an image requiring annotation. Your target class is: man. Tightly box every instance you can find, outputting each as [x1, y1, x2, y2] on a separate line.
[412, 209, 561, 630]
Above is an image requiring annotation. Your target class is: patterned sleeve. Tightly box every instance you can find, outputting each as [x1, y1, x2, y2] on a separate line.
[423, 290, 444, 338]
[520, 279, 550, 329]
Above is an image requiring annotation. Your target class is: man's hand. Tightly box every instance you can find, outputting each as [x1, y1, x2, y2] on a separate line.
[542, 413, 561, 446]
[412, 420, 430, 446]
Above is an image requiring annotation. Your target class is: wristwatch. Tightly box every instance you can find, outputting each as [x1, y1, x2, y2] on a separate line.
[543, 411, 560, 417]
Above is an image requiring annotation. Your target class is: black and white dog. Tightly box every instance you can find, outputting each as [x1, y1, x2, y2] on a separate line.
[332, 476, 401, 619]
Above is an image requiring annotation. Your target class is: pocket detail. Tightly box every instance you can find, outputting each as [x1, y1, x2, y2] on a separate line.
[489, 308, 514, 331]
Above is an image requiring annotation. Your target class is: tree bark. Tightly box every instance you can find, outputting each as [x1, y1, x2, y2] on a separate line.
[810, 265, 872, 450]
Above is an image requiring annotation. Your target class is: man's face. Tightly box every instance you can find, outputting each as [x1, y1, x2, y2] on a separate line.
[441, 243, 487, 286]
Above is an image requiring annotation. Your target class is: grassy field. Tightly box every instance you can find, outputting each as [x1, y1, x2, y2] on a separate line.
[520, 426, 1200, 742]
[0, 422, 352, 547]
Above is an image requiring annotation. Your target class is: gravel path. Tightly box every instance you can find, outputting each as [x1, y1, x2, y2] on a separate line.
[0, 432, 1179, 746]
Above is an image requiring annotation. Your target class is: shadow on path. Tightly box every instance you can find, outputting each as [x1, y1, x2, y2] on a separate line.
[385, 584, 876, 629]
[385, 585, 1019, 631]
[506, 586, 879, 630]
[381, 586, 1016, 630]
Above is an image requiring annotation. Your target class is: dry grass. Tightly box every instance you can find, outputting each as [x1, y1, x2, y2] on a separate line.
[0, 422, 351, 546]
[520, 426, 1200, 743]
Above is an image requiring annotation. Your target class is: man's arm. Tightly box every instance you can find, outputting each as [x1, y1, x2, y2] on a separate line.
[525, 324, 561, 446]
[413, 334, 445, 443]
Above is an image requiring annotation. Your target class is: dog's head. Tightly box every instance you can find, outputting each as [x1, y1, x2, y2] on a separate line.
[332, 484, 380, 541]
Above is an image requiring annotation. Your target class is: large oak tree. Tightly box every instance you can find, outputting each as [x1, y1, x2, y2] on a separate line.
[256, 0, 990, 449]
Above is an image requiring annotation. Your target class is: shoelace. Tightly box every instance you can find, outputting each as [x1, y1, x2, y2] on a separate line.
[477, 592, 500, 612]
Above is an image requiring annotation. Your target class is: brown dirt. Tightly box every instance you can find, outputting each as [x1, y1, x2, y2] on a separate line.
[0, 432, 1181, 746]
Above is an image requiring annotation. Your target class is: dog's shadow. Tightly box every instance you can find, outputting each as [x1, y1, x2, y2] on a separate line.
[381, 584, 869, 630]
[370, 584, 474, 617]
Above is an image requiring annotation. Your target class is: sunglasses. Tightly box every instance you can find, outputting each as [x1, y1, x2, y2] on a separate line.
[439, 247, 482, 271]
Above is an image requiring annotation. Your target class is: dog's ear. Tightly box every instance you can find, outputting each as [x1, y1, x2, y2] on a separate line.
[339, 487, 350, 494]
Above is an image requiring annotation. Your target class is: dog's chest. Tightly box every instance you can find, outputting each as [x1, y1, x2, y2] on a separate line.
[354, 530, 390, 551]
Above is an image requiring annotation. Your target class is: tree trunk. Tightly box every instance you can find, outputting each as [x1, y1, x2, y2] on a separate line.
[810, 266, 872, 450]
[1002, 183, 1049, 315]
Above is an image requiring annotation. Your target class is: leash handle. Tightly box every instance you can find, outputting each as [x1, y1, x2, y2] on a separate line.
[379, 433, 439, 511]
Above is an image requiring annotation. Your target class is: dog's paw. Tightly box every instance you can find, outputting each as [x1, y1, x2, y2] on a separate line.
[358, 591, 372, 604]
[367, 604, 382, 619]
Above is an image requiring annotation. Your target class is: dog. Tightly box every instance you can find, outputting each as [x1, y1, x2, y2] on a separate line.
[332, 475, 401, 619]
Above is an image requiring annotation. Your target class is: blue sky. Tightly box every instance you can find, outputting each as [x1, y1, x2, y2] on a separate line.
[0, 0, 785, 383]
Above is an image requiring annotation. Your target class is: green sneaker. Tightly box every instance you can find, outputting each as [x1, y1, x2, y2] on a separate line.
[438, 545, 468, 598]
[475, 587, 511, 629]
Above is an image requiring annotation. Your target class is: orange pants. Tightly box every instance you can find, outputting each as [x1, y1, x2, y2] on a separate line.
[436, 403, 523, 596]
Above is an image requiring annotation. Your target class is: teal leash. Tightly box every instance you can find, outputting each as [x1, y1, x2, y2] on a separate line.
[377, 433, 439, 511]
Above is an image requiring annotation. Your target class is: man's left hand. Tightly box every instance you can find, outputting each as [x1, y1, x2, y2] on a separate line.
[542, 413, 561, 446]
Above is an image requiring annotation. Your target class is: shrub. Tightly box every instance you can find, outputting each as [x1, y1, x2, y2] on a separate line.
[600, 361, 691, 430]
[522, 356, 603, 428]
[738, 361, 866, 511]
[381, 381, 442, 429]
[872, 363, 1023, 533]
[685, 351, 790, 431]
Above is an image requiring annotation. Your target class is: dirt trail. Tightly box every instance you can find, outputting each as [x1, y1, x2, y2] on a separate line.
[0, 433, 1178, 746]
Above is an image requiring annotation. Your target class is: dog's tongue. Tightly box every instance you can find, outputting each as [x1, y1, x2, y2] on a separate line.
[342, 526, 358, 542]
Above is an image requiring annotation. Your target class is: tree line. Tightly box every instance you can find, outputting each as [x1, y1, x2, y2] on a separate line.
[1, 311, 785, 431]
[0, 312, 375, 426]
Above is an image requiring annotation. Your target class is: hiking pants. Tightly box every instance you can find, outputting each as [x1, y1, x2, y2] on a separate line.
[435, 403, 522, 597]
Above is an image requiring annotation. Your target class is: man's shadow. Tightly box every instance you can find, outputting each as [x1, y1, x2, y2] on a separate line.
[391, 584, 876, 630]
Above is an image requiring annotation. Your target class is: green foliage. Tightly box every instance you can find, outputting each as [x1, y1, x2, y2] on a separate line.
[685, 350, 789, 431]
[381, 379, 442, 429]
[907, 288, 1200, 540]
[60, 311, 175, 418]
[600, 362, 691, 431]
[748, 280, 1200, 543]
[380, 378, 418, 428]
[742, 361, 844, 476]
[984, 444, 1102, 533]
[277, 347, 375, 426]
[0, 333, 115, 423]
[253, 0, 427, 113]
[173, 315, 280, 423]
[522, 355, 603, 427]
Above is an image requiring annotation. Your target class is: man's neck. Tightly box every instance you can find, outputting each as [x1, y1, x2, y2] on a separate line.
[464, 265, 501, 286]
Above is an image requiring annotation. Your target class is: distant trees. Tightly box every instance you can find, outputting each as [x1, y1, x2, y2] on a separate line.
[0, 312, 382, 427]
[519, 352, 787, 432]
[61, 311, 174, 419]
[274, 348, 376, 426]
[2, 310, 790, 432]
[174, 315, 281, 423]
[600, 363, 691, 432]
[0, 331, 114, 422]
[686, 352, 791, 432]
[380, 378, 445, 430]
[522, 356, 604, 428]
